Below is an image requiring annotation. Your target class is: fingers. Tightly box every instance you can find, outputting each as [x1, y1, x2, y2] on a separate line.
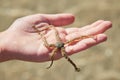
[66, 21, 112, 41]
[65, 34, 107, 55]
[78, 20, 104, 32]
[83, 21, 112, 35]
[21, 13, 75, 26]
[65, 20, 104, 34]
[65, 20, 112, 55]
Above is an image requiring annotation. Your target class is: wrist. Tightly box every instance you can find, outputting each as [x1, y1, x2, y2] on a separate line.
[0, 31, 13, 62]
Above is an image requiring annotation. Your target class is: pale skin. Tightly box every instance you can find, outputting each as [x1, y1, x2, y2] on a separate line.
[0, 13, 112, 62]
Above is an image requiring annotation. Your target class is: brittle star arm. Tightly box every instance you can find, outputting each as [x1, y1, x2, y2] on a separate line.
[32, 26, 59, 68]
[49, 25, 62, 42]
[65, 35, 94, 45]
[51, 25, 80, 71]
[32, 26, 50, 48]
[46, 47, 58, 69]
[61, 47, 80, 72]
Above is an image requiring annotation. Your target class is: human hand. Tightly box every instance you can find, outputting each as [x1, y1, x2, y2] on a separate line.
[0, 13, 112, 62]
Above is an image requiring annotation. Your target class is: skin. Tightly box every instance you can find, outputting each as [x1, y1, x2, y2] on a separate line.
[0, 13, 112, 62]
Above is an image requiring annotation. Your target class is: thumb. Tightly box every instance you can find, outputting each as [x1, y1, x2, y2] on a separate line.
[43, 13, 75, 26]
[21, 13, 75, 27]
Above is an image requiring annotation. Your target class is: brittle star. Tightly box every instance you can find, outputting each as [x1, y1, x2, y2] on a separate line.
[33, 25, 93, 72]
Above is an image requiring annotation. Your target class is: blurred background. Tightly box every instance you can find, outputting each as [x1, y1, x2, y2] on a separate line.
[0, 0, 119, 80]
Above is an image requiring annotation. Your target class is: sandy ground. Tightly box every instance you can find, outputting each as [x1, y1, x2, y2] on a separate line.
[0, 0, 120, 80]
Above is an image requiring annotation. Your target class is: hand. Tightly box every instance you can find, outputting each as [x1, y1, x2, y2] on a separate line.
[0, 13, 112, 62]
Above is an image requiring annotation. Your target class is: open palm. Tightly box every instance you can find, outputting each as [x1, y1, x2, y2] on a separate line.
[1, 14, 112, 62]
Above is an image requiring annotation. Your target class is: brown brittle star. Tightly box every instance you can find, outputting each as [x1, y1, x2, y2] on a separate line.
[33, 25, 93, 72]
